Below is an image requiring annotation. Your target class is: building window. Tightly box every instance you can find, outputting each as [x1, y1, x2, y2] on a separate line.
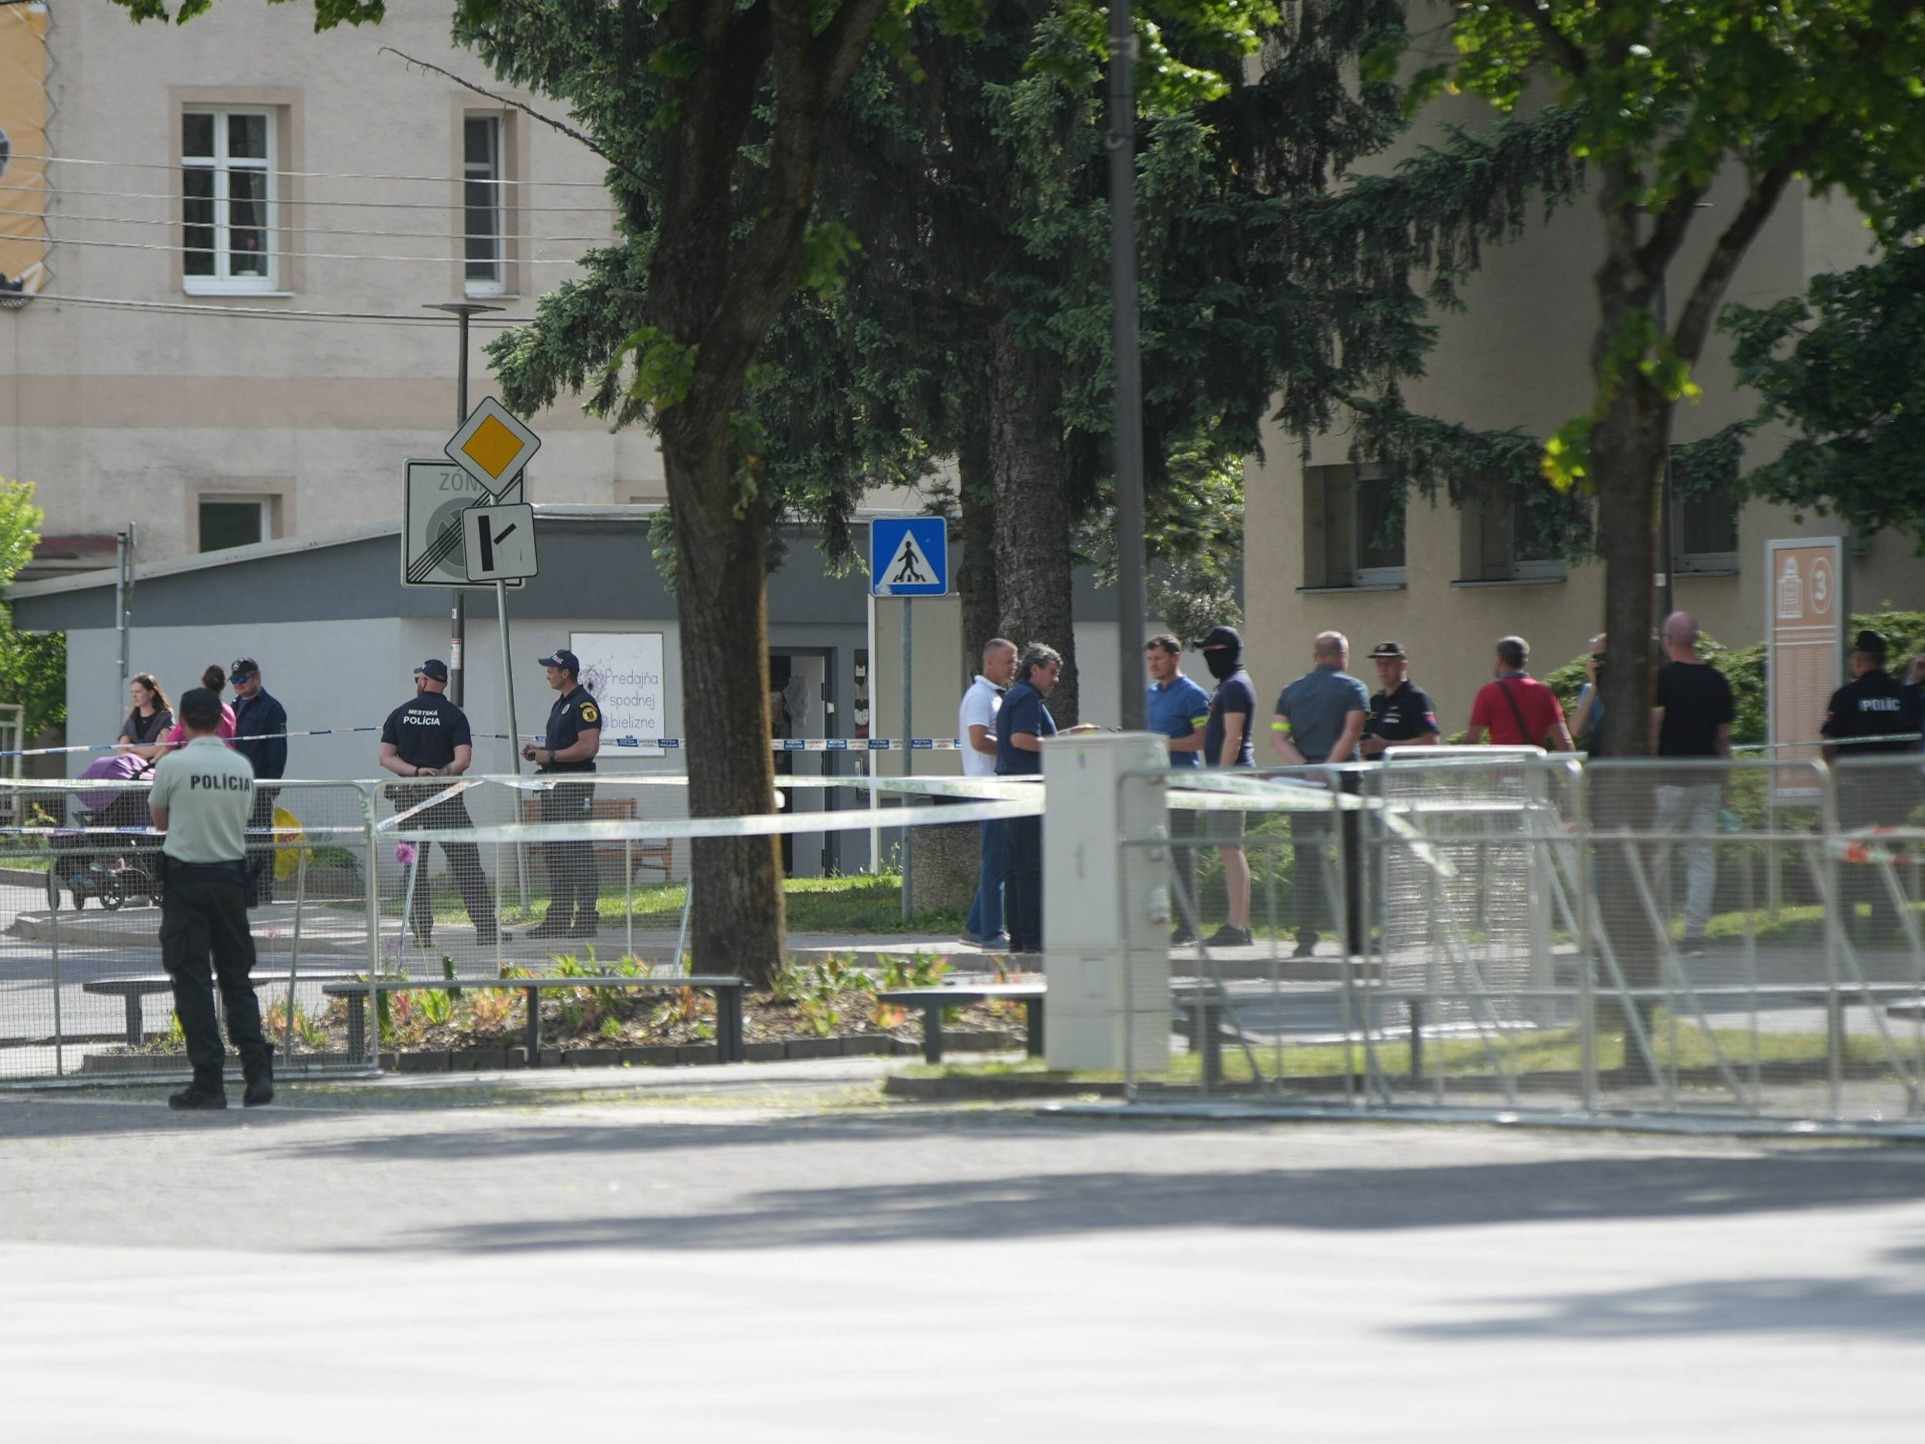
[1673, 479, 1739, 574]
[1302, 464, 1405, 588]
[183, 110, 275, 292]
[199, 497, 272, 553]
[1462, 491, 1565, 582]
[464, 114, 506, 295]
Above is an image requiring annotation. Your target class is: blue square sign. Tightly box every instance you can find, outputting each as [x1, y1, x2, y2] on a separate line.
[870, 517, 949, 597]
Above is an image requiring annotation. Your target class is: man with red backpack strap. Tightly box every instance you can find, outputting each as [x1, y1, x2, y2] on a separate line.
[1465, 635, 1573, 751]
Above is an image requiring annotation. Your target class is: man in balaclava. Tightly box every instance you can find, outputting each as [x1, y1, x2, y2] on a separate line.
[1194, 625, 1256, 948]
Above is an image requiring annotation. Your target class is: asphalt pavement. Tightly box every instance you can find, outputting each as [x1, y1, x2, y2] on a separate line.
[1, 1060, 1923, 1440]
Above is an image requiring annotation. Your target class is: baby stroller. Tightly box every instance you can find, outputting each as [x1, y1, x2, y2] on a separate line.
[47, 757, 164, 911]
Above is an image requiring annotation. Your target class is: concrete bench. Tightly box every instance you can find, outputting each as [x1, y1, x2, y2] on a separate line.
[876, 984, 1045, 1063]
[322, 974, 747, 1065]
[84, 969, 360, 1046]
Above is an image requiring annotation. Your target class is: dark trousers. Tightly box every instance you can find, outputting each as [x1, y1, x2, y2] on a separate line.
[1168, 805, 1198, 933]
[1838, 771, 1919, 933]
[161, 859, 271, 1087]
[540, 780, 597, 922]
[398, 789, 497, 939]
[965, 819, 1009, 940]
[244, 785, 277, 906]
[1004, 814, 1043, 954]
[1290, 802, 1363, 953]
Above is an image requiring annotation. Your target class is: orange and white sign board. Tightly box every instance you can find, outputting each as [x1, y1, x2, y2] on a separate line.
[1767, 537, 1844, 799]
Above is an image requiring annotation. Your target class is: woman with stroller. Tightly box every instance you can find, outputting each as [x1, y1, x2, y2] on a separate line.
[115, 673, 174, 762]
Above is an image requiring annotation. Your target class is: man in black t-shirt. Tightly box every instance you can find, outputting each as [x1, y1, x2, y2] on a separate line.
[1359, 641, 1440, 758]
[378, 659, 507, 949]
[1823, 629, 1922, 936]
[1651, 612, 1735, 951]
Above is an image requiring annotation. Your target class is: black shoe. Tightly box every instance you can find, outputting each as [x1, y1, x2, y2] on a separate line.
[1170, 926, 1197, 946]
[477, 927, 513, 946]
[243, 1074, 274, 1108]
[1291, 939, 1317, 959]
[566, 918, 600, 938]
[1205, 924, 1253, 948]
[527, 915, 571, 940]
[168, 1083, 227, 1111]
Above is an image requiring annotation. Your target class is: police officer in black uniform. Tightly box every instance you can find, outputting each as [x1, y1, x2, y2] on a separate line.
[148, 687, 274, 1110]
[1822, 629, 1923, 936]
[1358, 641, 1442, 759]
[378, 659, 509, 949]
[522, 647, 602, 939]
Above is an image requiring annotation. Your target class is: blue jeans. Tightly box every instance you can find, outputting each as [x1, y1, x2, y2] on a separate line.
[965, 819, 1009, 939]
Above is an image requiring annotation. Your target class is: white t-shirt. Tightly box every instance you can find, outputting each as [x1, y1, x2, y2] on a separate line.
[958, 675, 1003, 778]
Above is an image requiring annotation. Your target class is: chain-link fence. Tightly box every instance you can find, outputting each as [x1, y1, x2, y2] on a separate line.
[1145, 754, 1925, 1125]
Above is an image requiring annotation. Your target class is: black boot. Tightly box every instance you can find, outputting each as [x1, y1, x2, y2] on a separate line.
[169, 1078, 228, 1111]
[527, 913, 571, 940]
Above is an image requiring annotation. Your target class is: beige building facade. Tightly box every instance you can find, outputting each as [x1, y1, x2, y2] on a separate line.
[1244, 101, 1925, 735]
[0, 0, 660, 573]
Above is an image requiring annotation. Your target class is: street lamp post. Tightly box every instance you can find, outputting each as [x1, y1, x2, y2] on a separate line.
[1108, 0, 1147, 731]
[425, 301, 504, 706]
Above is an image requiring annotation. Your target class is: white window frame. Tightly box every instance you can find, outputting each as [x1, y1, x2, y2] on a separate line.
[198, 495, 272, 553]
[463, 113, 506, 297]
[182, 108, 277, 294]
[1673, 482, 1740, 576]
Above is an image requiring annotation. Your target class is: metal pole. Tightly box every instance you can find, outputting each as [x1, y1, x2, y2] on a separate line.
[114, 526, 134, 688]
[495, 576, 528, 913]
[1655, 271, 1674, 625]
[425, 302, 504, 705]
[901, 596, 913, 922]
[866, 591, 879, 873]
[1108, 0, 1147, 732]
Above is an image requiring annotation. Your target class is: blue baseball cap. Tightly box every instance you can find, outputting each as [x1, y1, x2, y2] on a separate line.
[537, 648, 580, 673]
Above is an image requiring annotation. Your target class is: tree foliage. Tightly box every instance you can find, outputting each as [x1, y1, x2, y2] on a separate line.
[1721, 197, 1925, 543]
[0, 479, 62, 736]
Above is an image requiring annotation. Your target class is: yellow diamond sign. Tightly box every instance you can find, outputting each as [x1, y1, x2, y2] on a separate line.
[444, 396, 541, 493]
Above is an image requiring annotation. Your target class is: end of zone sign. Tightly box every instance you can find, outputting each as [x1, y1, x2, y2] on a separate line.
[871, 517, 948, 597]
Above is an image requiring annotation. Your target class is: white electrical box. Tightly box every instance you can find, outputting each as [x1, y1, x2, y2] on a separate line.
[1041, 731, 1171, 1071]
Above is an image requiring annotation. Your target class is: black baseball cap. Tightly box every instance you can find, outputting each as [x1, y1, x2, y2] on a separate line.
[1853, 629, 1888, 656]
[229, 657, 260, 684]
[414, 659, 449, 683]
[1194, 625, 1242, 651]
[538, 648, 581, 672]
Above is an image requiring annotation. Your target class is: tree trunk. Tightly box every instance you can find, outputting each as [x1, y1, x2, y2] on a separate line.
[664, 431, 788, 990]
[957, 424, 999, 680]
[988, 318, 1079, 725]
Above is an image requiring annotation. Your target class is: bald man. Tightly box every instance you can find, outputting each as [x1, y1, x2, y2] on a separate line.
[1651, 610, 1734, 954]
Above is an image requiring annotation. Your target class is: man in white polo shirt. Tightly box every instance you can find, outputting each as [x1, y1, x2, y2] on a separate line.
[149, 687, 273, 1110]
[959, 638, 1017, 948]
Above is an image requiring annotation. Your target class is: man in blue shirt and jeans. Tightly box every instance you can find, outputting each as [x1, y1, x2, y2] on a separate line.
[1271, 631, 1369, 958]
[1146, 634, 1210, 944]
[995, 643, 1062, 955]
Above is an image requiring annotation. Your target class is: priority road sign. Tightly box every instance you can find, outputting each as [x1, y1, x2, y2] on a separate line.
[460, 503, 538, 582]
[871, 517, 948, 597]
[401, 459, 525, 589]
[444, 396, 542, 494]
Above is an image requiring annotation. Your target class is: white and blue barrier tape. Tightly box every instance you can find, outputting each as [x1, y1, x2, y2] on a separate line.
[0, 728, 964, 761]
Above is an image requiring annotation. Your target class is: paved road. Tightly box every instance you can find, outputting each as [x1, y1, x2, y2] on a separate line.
[1, 1063, 1922, 1440]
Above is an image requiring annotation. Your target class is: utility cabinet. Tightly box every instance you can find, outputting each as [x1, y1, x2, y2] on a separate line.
[1041, 730, 1171, 1072]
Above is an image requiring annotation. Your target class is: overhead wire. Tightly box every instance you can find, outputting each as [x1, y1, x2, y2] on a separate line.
[0, 204, 615, 244]
[0, 183, 617, 215]
[5, 152, 611, 187]
[35, 292, 538, 326]
[21, 232, 597, 265]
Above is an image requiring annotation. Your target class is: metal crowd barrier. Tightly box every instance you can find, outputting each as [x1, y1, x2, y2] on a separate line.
[1134, 753, 1925, 1126]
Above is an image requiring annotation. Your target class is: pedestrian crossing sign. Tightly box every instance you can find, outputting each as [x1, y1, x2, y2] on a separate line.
[870, 517, 948, 597]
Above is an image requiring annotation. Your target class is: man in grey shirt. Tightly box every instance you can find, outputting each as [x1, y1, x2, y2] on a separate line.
[1271, 632, 1369, 958]
[149, 687, 273, 1110]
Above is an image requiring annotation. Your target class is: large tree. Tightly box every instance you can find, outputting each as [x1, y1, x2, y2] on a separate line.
[1431, 0, 1925, 760]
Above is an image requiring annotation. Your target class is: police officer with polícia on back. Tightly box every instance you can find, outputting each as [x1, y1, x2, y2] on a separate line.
[378, 658, 510, 950]
[148, 687, 274, 1110]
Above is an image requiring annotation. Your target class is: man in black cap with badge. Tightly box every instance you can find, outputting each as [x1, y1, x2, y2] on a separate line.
[1822, 629, 1923, 937]
[229, 657, 286, 907]
[522, 647, 602, 939]
[378, 659, 509, 949]
[148, 687, 274, 1110]
[1359, 641, 1440, 759]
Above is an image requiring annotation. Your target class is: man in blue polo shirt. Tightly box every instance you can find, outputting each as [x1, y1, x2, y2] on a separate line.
[1271, 631, 1369, 958]
[1146, 633, 1210, 944]
[995, 643, 1062, 955]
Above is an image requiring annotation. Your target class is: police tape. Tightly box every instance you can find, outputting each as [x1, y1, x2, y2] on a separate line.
[0, 730, 964, 761]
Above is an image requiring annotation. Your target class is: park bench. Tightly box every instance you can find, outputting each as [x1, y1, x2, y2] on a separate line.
[84, 969, 360, 1046]
[519, 795, 674, 881]
[876, 983, 1045, 1063]
[322, 973, 746, 1065]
